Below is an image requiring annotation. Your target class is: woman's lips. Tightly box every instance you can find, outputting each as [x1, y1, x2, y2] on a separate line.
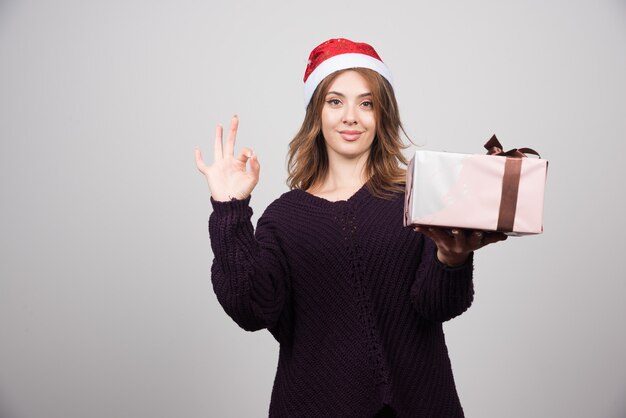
[339, 130, 363, 141]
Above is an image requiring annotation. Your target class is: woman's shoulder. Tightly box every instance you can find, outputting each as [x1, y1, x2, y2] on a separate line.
[272, 188, 308, 205]
[256, 189, 324, 236]
[260, 189, 308, 217]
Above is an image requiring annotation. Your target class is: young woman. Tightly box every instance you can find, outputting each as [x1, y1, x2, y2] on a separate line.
[195, 38, 506, 418]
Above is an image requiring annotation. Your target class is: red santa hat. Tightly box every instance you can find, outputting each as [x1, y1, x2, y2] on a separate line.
[303, 38, 394, 108]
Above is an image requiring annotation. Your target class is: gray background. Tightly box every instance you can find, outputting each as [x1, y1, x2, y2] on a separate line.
[1, 0, 625, 417]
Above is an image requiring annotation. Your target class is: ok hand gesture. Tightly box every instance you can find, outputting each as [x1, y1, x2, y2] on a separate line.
[195, 115, 260, 202]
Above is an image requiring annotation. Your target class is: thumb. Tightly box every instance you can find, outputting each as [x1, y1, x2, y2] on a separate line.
[249, 153, 260, 180]
[195, 147, 207, 173]
[236, 147, 254, 164]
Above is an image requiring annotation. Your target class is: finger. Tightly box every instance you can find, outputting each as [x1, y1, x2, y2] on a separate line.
[449, 229, 470, 252]
[413, 225, 436, 240]
[236, 147, 254, 164]
[427, 227, 453, 248]
[213, 124, 223, 162]
[482, 232, 509, 246]
[249, 152, 261, 181]
[224, 114, 238, 157]
[194, 147, 207, 172]
[468, 230, 484, 248]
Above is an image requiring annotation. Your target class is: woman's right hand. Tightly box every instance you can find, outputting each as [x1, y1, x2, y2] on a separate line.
[195, 115, 260, 201]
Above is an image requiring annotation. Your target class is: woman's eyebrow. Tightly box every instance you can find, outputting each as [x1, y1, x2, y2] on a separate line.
[325, 91, 372, 98]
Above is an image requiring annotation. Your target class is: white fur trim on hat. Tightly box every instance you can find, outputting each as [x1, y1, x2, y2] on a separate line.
[303, 53, 393, 108]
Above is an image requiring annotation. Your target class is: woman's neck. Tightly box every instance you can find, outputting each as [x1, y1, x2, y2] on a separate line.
[308, 153, 370, 198]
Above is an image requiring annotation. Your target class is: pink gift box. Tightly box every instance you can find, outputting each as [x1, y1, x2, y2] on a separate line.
[403, 137, 548, 236]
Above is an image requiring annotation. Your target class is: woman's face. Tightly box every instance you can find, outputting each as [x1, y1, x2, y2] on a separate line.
[321, 70, 376, 163]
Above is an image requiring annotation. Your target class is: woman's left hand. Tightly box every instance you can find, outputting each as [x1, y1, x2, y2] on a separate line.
[413, 226, 508, 267]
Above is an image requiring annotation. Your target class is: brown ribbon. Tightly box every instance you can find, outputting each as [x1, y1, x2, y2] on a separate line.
[484, 135, 540, 159]
[484, 135, 540, 232]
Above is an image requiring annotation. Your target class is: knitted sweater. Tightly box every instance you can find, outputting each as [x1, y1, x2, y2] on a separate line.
[209, 184, 474, 417]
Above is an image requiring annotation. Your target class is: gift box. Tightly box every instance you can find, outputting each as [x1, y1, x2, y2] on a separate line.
[403, 136, 548, 236]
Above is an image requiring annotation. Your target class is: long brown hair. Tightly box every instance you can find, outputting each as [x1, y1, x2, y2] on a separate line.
[287, 68, 409, 198]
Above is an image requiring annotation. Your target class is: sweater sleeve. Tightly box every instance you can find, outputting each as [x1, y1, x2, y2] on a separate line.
[409, 234, 475, 322]
[209, 196, 289, 332]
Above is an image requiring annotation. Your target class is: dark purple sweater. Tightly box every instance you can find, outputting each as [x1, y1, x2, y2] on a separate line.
[209, 184, 474, 417]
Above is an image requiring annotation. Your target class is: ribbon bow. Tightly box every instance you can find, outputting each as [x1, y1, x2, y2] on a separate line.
[484, 135, 541, 159]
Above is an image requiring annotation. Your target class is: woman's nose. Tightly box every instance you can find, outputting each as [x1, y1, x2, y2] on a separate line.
[342, 108, 358, 125]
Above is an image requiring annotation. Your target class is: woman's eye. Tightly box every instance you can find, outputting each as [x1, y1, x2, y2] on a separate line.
[361, 100, 374, 108]
[326, 99, 342, 106]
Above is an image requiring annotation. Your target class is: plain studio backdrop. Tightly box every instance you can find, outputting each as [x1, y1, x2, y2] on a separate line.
[1, 1, 625, 417]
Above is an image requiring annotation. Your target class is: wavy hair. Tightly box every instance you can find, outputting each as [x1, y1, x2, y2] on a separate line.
[287, 68, 409, 198]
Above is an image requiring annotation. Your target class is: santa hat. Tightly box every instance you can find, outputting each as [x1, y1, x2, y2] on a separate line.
[303, 38, 393, 108]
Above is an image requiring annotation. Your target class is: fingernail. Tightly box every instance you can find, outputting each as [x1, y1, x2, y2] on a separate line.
[451, 229, 459, 234]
